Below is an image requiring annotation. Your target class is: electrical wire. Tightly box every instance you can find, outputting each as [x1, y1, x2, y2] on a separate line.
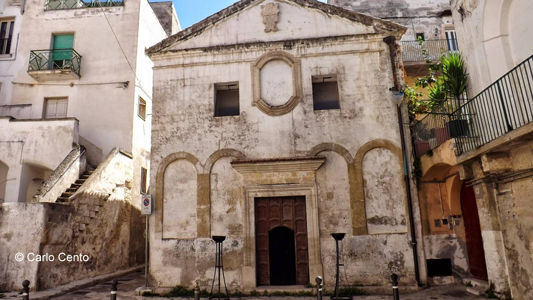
[96, 0, 151, 100]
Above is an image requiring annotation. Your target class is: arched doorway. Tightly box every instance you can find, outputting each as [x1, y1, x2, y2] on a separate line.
[269, 227, 296, 285]
[460, 182, 488, 281]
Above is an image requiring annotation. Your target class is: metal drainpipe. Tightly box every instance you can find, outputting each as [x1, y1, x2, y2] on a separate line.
[21, 0, 26, 14]
[384, 35, 422, 286]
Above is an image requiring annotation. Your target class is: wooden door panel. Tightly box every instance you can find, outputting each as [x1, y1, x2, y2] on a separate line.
[460, 184, 488, 281]
[255, 196, 309, 286]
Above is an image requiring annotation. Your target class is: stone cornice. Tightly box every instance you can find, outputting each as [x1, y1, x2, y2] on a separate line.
[231, 156, 325, 173]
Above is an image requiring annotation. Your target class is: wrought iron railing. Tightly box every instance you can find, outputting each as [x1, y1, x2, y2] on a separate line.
[45, 0, 124, 10]
[28, 49, 82, 77]
[452, 55, 533, 155]
[412, 98, 468, 158]
[0, 38, 12, 55]
[402, 39, 459, 62]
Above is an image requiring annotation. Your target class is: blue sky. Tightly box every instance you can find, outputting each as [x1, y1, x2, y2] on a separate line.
[158, 0, 327, 29]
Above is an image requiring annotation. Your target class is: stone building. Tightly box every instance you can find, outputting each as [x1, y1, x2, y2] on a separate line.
[411, 0, 533, 298]
[0, 0, 180, 292]
[328, 0, 458, 78]
[147, 0, 427, 292]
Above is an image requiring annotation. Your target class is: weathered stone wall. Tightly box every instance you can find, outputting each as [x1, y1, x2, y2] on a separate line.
[0, 149, 144, 291]
[0, 117, 79, 203]
[148, 0, 419, 291]
[486, 142, 533, 299]
[0, 203, 46, 291]
[450, 0, 533, 96]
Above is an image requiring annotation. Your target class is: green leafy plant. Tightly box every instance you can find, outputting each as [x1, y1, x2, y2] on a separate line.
[464, 281, 473, 287]
[441, 53, 468, 101]
[428, 78, 447, 102]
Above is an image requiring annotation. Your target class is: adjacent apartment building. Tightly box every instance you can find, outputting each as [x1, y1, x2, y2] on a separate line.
[0, 0, 180, 292]
[147, 0, 427, 292]
[328, 0, 458, 78]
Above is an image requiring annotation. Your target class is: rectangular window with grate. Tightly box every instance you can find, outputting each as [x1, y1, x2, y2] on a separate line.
[138, 97, 146, 120]
[312, 75, 340, 110]
[44, 98, 68, 118]
[0, 19, 14, 55]
[214, 82, 240, 117]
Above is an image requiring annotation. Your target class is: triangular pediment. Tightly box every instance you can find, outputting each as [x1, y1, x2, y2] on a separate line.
[148, 0, 405, 54]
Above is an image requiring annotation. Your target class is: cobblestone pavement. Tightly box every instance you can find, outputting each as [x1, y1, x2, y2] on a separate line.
[4, 271, 486, 300]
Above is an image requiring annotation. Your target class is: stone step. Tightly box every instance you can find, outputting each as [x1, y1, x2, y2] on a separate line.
[66, 188, 77, 193]
[70, 183, 82, 188]
[86, 170, 94, 175]
[466, 286, 486, 296]
[81, 174, 90, 179]
[463, 278, 489, 289]
[75, 179, 86, 184]
[57, 197, 69, 203]
[61, 192, 74, 197]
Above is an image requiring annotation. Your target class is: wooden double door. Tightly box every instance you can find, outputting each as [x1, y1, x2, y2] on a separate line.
[255, 196, 309, 286]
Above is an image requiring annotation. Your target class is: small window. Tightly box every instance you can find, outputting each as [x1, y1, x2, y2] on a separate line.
[214, 82, 239, 117]
[312, 75, 340, 110]
[44, 98, 68, 118]
[0, 19, 15, 55]
[140, 167, 147, 194]
[138, 97, 146, 120]
[416, 33, 425, 41]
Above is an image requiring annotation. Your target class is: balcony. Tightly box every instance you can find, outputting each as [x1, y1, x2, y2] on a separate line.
[402, 39, 459, 63]
[412, 99, 468, 158]
[452, 55, 533, 157]
[28, 49, 82, 81]
[45, 0, 124, 10]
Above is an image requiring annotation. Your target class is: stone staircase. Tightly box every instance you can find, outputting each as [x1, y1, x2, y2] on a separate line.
[56, 170, 94, 203]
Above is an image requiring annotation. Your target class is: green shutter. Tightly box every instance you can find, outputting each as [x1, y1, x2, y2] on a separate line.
[52, 34, 74, 62]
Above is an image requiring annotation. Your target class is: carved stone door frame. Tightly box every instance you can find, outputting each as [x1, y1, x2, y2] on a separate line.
[241, 184, 322, 289]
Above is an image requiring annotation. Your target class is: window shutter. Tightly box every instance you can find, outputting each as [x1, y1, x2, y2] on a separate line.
[45, 100, 57, 118]
[53, 34, 74, 62]
[56, 99, 68, 117]
[45, 98, 68, 118]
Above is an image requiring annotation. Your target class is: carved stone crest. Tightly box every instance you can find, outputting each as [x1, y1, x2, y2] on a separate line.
[261, 3, 280, 33]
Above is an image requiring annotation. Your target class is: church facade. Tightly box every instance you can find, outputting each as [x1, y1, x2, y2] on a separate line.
[147, 0, 424, 291]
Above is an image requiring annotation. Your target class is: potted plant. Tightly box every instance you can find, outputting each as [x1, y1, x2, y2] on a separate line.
[442, 53, 469, 137]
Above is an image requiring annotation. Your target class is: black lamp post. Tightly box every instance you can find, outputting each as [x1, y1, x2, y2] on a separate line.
[209, 236, 230, 300]
[331, 233, 352, 300]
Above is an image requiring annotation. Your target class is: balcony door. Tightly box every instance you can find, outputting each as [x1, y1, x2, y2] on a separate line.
[52, 34, 74, 69]
[445, 30, 459, 52]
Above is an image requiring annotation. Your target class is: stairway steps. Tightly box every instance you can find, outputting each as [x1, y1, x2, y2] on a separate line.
[66, 188, 77, 193]
[75, 179, 86, 184]
[57, 197, 69, 203]
[61, 192, 75, 197]
[81, 174, 90, 179]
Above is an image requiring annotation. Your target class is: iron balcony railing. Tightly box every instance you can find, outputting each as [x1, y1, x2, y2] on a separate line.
[28, 49, 82, 77]
[402, 39, 459, 62]
[412, 98, 468, 158]
[452, 54, 533, 155]
[0, 38, 12, 55]
[45, 0, 124, 10]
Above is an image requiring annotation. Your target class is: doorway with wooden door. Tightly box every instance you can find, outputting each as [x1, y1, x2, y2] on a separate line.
[460, 183, 489, 281]
[255, 196, 309, 286]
